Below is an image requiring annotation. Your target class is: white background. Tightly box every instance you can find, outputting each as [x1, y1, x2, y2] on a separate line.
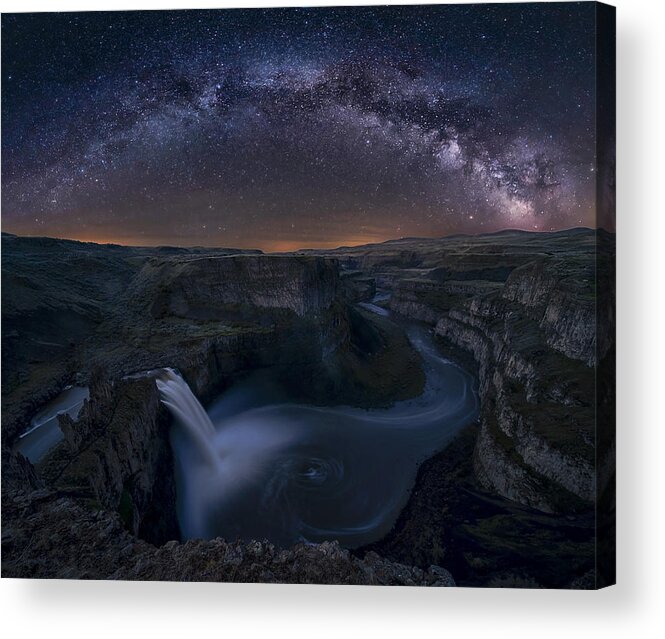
[1, 0, 663, 636]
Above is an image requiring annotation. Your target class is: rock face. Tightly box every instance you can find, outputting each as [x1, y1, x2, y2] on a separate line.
[2, 233, 431, 583]
[502, 259, 603, 366]
[388, 280, 444, 324]
[1, 229, 614, 586]
[433, 261, 601, 512]
[1, 490, 453, 585]
[315, 229, 614, 515]
[37, 373, 179, 545]
[133, 254, 340, 320]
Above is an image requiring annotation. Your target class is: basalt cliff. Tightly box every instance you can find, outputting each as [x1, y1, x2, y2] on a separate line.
[1, 233, 429, 582]
[311, 229, 614, 517]
[1, 229, 614, 587]
[308, 228, 615, 588]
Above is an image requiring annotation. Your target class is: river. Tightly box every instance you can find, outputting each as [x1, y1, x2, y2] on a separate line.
[164, 301, 479, 548]
[15, 385, 89, 463]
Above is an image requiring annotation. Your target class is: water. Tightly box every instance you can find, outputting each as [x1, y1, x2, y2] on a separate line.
[156, 370, 220, 469]
[358, 301, 390, 316]
[159, 311, 479, 548]
[16, 386, 89, 463]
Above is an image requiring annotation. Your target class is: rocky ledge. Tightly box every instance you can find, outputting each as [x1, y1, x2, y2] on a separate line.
[1, 234, 431, 583]
[1, 489, 453, 585]
[319, 229, 615, 516]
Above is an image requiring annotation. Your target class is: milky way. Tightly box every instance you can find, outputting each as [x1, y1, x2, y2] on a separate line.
[2, 4, 601, 250]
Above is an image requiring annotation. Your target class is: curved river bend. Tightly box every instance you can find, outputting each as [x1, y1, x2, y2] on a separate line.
[159, 310, 479, 548]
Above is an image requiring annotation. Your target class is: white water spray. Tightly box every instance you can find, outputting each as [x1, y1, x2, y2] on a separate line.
[155, 368, 220, 469]
[151, 297, 479, 545]
[154, 320, 479, 546]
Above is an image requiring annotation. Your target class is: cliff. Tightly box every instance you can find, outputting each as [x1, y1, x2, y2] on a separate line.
[1, 488, 453, 585]
[319, 229, 613, 515]
[132, 254, 340, 320]
[2, 234, 428, 582]
[1, 229, 614, 586]
[433, 259, 604, 512]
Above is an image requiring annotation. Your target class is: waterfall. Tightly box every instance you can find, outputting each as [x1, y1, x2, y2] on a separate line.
[155, 368, 221, 469]
[154, 325, 478, 544]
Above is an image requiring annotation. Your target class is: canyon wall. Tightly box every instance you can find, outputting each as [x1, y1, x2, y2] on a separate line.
[334, 230, 614, 514]
[2, 235, 429, 581]
[133, 254, 340, 320]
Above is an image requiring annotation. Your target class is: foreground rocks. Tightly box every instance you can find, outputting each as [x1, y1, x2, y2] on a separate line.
[363, 425, 601, 589]
[1, 490, 453, 585]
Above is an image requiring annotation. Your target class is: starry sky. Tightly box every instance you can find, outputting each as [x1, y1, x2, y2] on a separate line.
[2, 4, 602, 251]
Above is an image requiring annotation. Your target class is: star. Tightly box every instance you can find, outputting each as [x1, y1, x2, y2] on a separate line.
[1, 4, 601, 249]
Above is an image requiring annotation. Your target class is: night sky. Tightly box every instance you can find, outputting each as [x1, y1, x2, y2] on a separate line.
[2, 4, 600, 251]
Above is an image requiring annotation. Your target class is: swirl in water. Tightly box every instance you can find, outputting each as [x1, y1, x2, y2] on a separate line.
[163, 323, 479, 548]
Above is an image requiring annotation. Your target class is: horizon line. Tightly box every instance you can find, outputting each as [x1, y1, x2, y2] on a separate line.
[1, 225, 606, 253]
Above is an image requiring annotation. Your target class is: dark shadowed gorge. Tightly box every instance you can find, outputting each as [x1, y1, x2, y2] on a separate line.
[1, 228, 614, 587]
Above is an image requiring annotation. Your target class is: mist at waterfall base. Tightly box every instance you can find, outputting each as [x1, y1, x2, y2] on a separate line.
[157, 325, 478, 549]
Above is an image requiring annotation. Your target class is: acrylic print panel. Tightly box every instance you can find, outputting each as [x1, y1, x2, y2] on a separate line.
[1, 2, 615, 588]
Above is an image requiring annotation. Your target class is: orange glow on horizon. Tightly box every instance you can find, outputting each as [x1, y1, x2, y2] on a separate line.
[3, 222, 608, 253]
[4, 229, 402, 252]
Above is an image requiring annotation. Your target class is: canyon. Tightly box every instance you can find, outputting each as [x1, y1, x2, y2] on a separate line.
[1, 229, 614, 587]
